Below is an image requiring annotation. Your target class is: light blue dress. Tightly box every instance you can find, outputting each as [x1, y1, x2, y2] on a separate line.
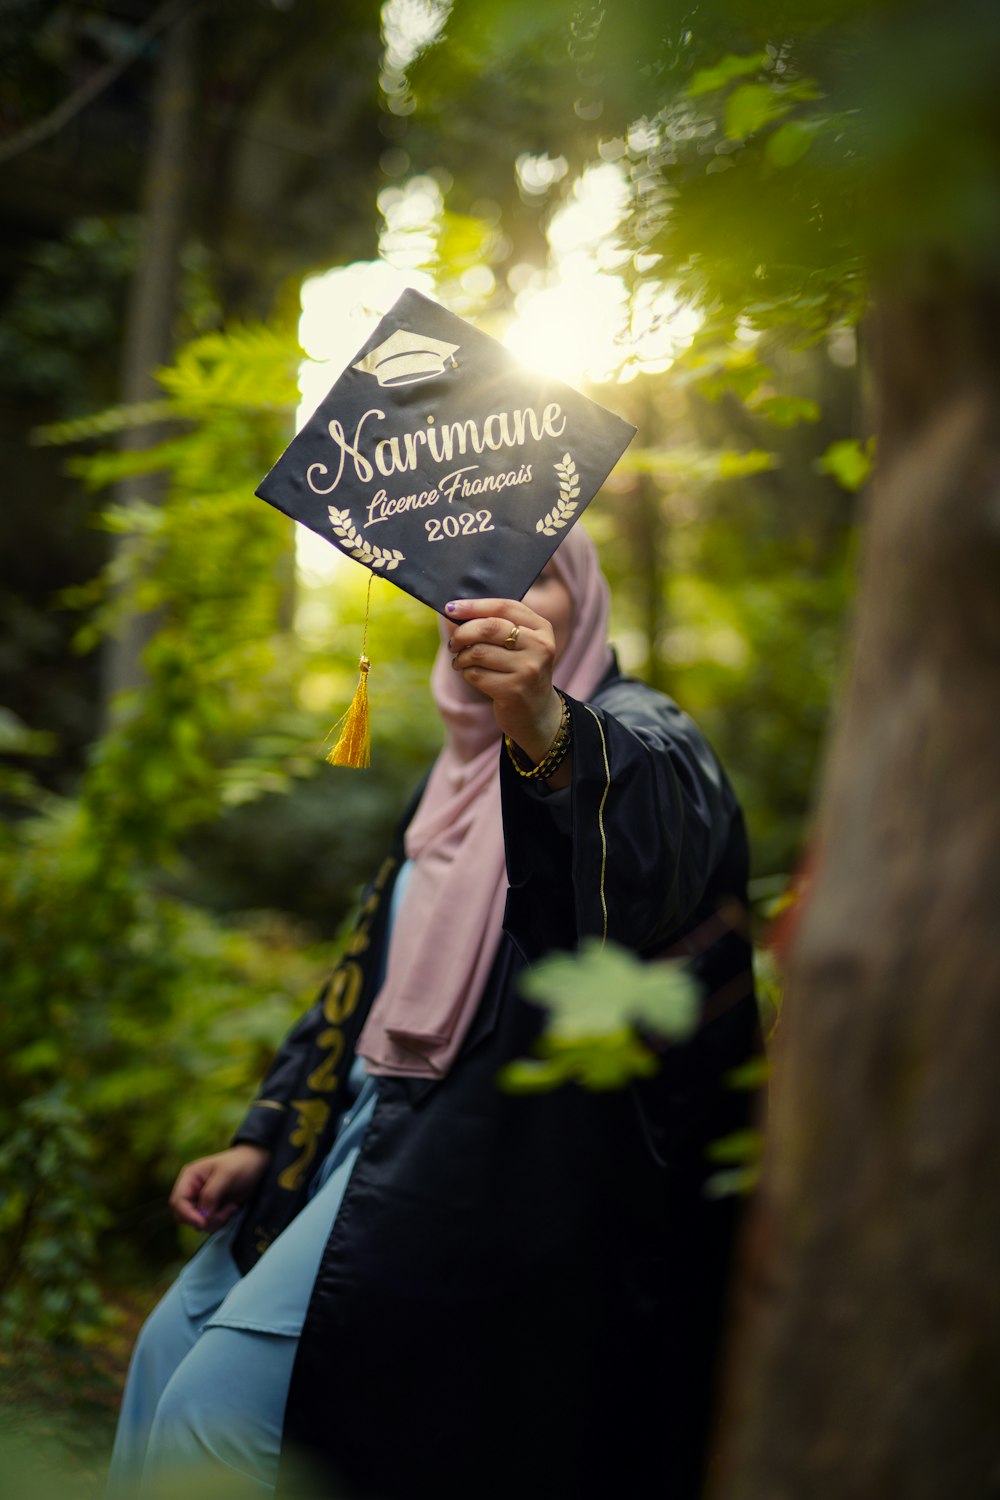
[106, 866, 411, 1499]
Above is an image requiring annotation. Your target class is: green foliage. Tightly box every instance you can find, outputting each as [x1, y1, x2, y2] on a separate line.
[409, 0, 1000, 417]
[41, 319, 299, 666]
[707, 1128, 763, 1164]
[0, 215, 150, 785]
[0, 218, 139, 409]
[817, 436, 875, 492]
[587, 342, 856, 880]
[686, 52, 769, 99]
[661, 541, 852, 878]
[748, 395, 821, 428]
[623, 444, 778, 482]
[519, 940, 699, 1040]
[765, 118, 821, 169]
[502, 939, 698, 1092]
[412, 4, 870, 338]
[0, 1090, 107, 1346]
[0, 707, 56, 758]
[0, 1427, 333, 1500]
[722, 80, 794, 142]
[1, 311, 441, 1347]
[0, 783, 325, 1343]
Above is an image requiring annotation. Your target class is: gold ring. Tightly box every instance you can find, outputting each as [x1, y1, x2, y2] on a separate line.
[502, 624, 520, 650]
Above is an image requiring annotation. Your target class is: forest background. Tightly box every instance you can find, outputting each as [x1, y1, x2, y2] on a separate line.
[1, 2, 997, 1498]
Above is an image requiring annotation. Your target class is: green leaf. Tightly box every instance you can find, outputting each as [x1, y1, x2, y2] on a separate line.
[11, 1039, 62, 1074]
[98, 500, 166, 535]
[766, 119, 817, 168]
[704, 1165, 760, 1199]
[706, 1127, 764, 1164]
[715, 448, 780, 479]
[497, 1057, 569, 1092]
[725, 1057, 771, 1090]
[503, 940, 701, 1095]
[691, 356, 773, 403]
[816, 436, 875, 491]
[0, 708, 56, 757]
[686, 52, 767, 99]
[31, 399, 171, 447]
[500, 1029, 662, 1094]
[749, 395, 822, 427]
[71, 438, 196, 493]
[724, 83, 790, 140]
[519, 938, 698, 1043]
[624, 444, 777, 483]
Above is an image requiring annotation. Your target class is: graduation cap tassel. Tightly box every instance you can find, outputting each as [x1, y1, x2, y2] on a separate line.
[327, 576, 373, 769]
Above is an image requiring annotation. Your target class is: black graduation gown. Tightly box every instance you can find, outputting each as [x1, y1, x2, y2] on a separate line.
[231, 669, 760, 1500]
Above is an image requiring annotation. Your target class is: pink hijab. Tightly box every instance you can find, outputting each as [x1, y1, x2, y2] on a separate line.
[357, 524, 613, 1079]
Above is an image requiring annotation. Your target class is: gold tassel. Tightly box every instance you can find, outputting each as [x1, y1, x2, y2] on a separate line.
[327, 655, 371, 768]
[327, 574, 373, 769]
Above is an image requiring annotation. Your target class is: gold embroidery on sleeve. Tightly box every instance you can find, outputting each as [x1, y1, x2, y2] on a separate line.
[583, 705, 610, 947]
[277, 1098, 331, 1190]
[307, 1027, 346, 1093]
[275, 856, 397, 1195]
[322, 961, 364, 1025]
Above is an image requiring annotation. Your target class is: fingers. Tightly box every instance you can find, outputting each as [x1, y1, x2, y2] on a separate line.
[202, 1201, 238, 1232]
[445, 597, 545, 629]
[449, 622, 552, 692]
[169, 1160, 213, 1229]
[168, 1146, 271, 1232]
[449, 616, 533, 662]
[196, 1162, 227, 1223]
[447, 600, 554, 667]
[445, 598, 558, 748]
[168, 1156, 237, 1231]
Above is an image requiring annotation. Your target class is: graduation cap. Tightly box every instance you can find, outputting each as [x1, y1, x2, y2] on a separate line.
[256, 288, 635, 763]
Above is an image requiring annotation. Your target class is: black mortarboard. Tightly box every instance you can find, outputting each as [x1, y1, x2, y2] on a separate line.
[256, 289, 635, 615]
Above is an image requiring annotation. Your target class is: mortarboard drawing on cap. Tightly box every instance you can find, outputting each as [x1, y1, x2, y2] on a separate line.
[256, 288, 636, 618]
[353, 328, 460, 388]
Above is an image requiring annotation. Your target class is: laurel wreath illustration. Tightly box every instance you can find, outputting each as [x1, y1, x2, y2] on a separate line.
[536, 453, 580, 535]
[327, 506, 404, 570]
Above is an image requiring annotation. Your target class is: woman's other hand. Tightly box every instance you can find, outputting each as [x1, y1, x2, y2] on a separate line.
[168, 1144, 271, 1232]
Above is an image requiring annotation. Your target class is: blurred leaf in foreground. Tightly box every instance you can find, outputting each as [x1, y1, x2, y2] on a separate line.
[816, 435, 875, 492]
[502, 939, 698, 1092]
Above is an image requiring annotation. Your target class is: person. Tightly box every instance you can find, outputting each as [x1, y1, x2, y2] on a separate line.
[107, 525, 760, 1500]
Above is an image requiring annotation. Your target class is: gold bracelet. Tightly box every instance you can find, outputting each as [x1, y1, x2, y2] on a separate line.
[504, 690, 574, 781]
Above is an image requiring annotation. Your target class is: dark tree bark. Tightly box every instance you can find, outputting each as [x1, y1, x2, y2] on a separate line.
[102, 6, 198, 715]
[713, 271, 1000, 1497]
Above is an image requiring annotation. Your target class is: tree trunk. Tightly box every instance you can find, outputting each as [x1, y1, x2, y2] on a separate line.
[714, 273, 1000, 1497]
[102, 7, 198, 716]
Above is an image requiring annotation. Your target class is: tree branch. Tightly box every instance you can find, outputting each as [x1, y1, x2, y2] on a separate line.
[0, 0, 203, 169]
